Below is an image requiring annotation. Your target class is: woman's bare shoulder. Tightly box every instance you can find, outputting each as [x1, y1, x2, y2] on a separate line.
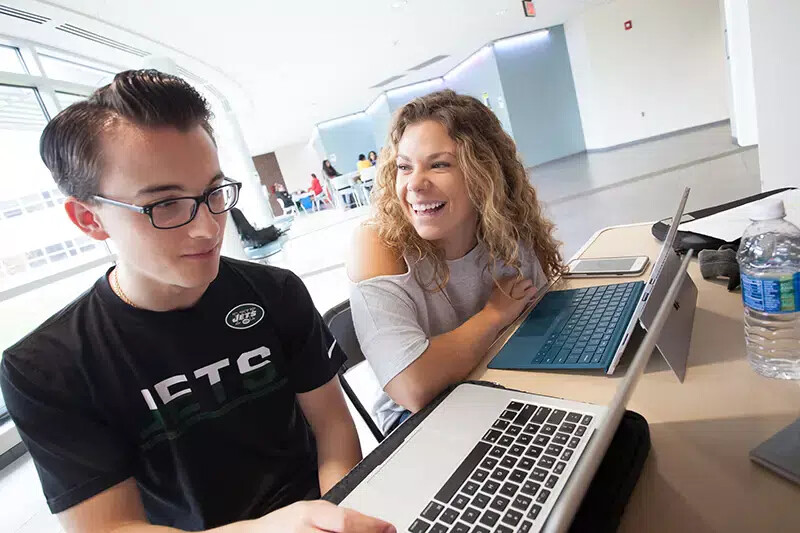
[347, 224, 408, 282]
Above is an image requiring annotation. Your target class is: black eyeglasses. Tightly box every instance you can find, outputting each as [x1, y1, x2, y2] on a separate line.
[93, 178, 242, 229]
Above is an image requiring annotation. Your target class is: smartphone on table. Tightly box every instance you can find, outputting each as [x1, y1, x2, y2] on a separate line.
[565, 256, 649, 277]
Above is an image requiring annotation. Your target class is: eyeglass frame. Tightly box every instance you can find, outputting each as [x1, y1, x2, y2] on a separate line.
[92, 177, 243, 229]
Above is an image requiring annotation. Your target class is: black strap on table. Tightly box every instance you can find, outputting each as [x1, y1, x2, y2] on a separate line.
[323, 380, 650, 533]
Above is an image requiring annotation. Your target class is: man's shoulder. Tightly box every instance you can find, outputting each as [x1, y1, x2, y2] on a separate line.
[220, 257, 301, 295]
[2, 283, 99, 388]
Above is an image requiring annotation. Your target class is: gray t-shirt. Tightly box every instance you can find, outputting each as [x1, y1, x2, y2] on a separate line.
[349, 243, 547, 433]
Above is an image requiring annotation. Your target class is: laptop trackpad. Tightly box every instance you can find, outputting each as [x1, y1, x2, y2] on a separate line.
[517, 306, 565, 337]
[358, 427, 476, 524]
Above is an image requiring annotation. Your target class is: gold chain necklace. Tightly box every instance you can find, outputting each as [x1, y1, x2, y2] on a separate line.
[111, 267, 138, 309]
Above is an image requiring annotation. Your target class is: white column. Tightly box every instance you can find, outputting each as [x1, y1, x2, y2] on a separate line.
[722, 0, 758, 147]
[217, 93, 275, 228]
[747, 0, 800, 189]
[221, 212, 248, 260]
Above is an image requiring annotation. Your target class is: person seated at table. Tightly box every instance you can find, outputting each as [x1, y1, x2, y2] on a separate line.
[322, 159, 340, 178]
[347, 90, 564, 432]
[309, 173, 324, 196]
[0, 69, 393, 533]
[356, 154, 372, 171]
[272, 182, 295, 209]
[368, 150, 378, 166]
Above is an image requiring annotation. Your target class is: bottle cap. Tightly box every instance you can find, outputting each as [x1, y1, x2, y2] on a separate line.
[749, 198, 786, 221]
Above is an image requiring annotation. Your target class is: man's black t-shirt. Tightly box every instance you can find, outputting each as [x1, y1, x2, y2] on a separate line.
[0, 258, 346, 530]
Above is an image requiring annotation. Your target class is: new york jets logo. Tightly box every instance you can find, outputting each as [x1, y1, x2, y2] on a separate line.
[225, 303, 264, 330]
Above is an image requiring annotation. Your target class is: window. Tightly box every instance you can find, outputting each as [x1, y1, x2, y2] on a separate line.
[0, 44, 26, 74]
[55, 91, 87, 109]
[38, 52, 116, 87]
[0, 85, 111, 293]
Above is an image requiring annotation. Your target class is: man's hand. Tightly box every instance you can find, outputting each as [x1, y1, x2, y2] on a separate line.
[59, 478, 394, 533]
[254, 501, 396, 533]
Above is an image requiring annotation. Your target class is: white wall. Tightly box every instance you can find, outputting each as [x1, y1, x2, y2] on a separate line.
[723, 0, 758, 146]
[565, 0, 730, 149]
[274, 142, 320, 193]
[747, 0, 799, 190]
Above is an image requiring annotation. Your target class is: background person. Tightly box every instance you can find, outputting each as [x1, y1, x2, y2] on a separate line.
[322, 159, 340, 178]
[310, 173, 324, 196]
[357, 153, 372, 171]
[272, 182, 296, 209]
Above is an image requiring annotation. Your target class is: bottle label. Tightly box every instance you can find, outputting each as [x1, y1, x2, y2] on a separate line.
[741, 273, 799, 313]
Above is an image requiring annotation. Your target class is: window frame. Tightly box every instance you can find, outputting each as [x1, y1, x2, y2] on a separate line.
[0, 39, 115, 302]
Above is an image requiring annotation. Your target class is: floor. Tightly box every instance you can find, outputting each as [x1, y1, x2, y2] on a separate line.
[0, 121, 761, 532]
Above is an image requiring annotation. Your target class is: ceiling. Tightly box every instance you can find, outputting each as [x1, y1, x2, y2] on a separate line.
[2, 0, 601, 155]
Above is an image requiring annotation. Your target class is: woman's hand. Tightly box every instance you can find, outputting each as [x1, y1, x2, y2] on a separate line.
[482, 276, 537, 331]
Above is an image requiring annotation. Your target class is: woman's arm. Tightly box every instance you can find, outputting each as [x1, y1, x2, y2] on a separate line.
[384, 277, 533, 412]
[348, 226, 535, 413]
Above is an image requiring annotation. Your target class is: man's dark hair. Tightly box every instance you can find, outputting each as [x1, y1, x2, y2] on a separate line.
[40, 69, 214, 201]
[358, 153, 366, 161]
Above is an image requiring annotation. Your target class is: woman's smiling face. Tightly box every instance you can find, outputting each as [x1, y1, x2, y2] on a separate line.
[395, 120, 478, 251]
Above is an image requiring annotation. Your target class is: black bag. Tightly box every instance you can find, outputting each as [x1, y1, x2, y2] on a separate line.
[324, 381, 650, 533]
[651, 187, 796, 253]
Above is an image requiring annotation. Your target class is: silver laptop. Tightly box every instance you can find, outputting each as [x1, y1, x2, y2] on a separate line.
[338, 248, 695, 533]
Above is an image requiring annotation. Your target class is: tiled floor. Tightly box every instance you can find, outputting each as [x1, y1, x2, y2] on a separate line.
[0, 454, 63, 533]
[0, 121, 761, 532]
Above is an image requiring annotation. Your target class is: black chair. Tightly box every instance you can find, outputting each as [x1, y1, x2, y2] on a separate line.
[230, 207, 281, 248]
[322, 300, 385, 443]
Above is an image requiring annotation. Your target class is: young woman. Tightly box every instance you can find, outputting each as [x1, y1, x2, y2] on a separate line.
[322, 159, 340, 178]
[348, 90, 564, 433]
[368, 150, 378, 166]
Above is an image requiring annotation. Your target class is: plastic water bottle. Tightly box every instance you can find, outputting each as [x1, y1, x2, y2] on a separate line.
[737, 198, 800, 379]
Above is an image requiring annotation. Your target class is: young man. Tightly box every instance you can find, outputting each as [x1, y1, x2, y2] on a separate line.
[0, 70, 394, 533]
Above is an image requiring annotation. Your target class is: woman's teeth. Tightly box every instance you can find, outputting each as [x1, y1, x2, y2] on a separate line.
[412, 202, 445, 213]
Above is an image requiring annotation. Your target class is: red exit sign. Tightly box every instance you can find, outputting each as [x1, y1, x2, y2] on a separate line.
[522, 1, 536, 17]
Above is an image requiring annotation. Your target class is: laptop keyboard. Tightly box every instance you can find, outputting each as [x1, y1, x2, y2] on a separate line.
[408, 401, 594, 533]
[532, 282, 642, 366]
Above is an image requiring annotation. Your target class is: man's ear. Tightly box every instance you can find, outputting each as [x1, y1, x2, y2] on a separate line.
[64, 197, 110, 241]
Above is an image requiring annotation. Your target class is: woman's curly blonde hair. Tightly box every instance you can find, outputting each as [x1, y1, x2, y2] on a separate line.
[370, 89, 565, 289]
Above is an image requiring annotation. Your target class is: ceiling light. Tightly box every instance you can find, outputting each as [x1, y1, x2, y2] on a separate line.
[317, 112, 366, 129]
[366, 93, 388, 115]
[496, 9, 508, 16]
[443, 46, 494, 82]
[493, 29, 550, 50]
[386, 78, 444, 99]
